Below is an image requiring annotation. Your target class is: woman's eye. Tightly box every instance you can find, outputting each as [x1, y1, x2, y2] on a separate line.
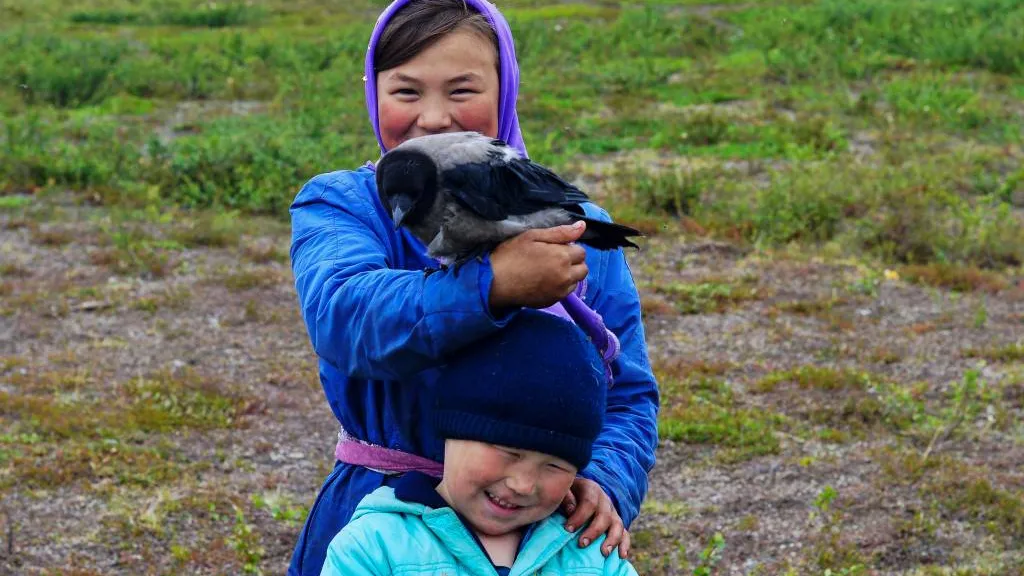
[452, 88, 476, 96]
[393, 88, 417, 96]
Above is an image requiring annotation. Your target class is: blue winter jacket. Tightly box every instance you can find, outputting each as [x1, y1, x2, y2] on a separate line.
[288, 167, 659, 575]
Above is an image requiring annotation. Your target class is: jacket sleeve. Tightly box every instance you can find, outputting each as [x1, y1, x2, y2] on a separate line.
[290, 173, 516, 381]
[577, 206, 660, 529]
[319, 523, 388, 576]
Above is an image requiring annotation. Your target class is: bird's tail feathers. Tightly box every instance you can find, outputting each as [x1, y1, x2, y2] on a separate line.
[574, 216, 642, 250]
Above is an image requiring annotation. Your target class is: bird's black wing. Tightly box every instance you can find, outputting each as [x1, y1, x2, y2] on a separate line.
[442, 158, 590, 222]
[502, 159, 590, 207]
[441, 161, 512, 221]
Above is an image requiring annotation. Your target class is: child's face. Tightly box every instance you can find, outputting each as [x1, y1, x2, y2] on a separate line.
[437, 440, 577, 537]
[376, 28, 500, 151]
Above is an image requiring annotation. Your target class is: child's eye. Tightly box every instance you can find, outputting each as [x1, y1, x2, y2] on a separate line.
[392, 88, 418, 97]
[546, 463, 570, 473]
[451, 88, 477, 96]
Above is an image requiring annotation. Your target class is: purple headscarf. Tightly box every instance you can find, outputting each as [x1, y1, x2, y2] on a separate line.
[363, 0, 528, 158]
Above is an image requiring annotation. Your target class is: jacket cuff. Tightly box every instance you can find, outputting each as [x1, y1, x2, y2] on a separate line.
[421, 256, 518, 352]
[579, 459, 636, 528]
[476, 252, 520, 324]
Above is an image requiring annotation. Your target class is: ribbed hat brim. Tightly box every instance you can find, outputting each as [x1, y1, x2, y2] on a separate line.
[433, 409, 593, 470]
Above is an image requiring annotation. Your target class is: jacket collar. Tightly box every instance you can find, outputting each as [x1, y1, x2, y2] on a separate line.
[393, 471, 450, 509]
[397, 473, 505, 575]
[391, 472, 578, 576]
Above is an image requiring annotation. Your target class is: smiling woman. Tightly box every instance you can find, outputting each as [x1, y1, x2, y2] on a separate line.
[375, 29, 501, 150]
[372, 0, 501, 151]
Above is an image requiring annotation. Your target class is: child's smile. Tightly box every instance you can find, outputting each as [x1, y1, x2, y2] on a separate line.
[437, 440, 577, 537]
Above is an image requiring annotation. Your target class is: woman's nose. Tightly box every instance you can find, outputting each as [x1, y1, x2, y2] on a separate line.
[416, 99, 453, 133]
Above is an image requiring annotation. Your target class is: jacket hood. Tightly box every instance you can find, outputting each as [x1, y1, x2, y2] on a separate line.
[363, 0, 528, 158]
[350, 486, 432, 521]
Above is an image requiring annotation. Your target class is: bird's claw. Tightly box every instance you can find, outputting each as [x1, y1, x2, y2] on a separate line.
[423, 264, 450, 278]
[449, 260, 470, 277]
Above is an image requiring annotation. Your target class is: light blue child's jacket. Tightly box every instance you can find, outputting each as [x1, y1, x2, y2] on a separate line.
[320, 481, 639, 576]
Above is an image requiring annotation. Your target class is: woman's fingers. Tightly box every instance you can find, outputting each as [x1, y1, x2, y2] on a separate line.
[567, 243, 587, 265]
[578, 498, 614, 551]
[569, 262, 589, 283]
[600, 517, 625, 557]
[563, 480, 600, 533]
[527, 222, 586, 245]
[559, 490, 578, 517]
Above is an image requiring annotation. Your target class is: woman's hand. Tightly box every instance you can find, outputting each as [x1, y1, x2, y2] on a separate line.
[560, 477, 630, 559]
[488, 222, 589, 312]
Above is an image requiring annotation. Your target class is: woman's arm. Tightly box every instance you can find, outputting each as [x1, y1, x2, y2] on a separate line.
[290, 171, 514, 381]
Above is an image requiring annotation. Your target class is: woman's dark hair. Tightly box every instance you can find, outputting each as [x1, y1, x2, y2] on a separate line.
[374, 0, 499, 73]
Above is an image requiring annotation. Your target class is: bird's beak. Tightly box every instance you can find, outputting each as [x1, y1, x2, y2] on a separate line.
[391, 206, 406, 229]
[391, 196, 413, 229]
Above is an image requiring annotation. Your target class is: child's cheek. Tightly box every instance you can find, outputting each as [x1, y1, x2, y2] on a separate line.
[540, 476, 575, 510]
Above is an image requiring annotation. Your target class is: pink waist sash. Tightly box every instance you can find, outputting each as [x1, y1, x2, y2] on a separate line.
[334, 429, 443, 478]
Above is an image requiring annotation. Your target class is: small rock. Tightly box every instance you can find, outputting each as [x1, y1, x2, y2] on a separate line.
[75, 300, 112, 312]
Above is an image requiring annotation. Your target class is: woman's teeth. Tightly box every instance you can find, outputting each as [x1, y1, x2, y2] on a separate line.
[486, 491, 521, 510]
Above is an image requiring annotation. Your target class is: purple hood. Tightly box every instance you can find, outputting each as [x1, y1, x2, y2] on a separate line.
[363, 0, 528, 158]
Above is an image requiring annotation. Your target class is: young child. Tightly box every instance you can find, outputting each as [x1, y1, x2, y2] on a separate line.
[288, 1, 659, 574]
[320, 310, 639, 575]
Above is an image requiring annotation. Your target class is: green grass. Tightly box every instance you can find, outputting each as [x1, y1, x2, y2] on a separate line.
[963, 342, 1024, 362]
[752, 366, 937, 440]
[753, 365, 872, 393]
[132, 285, 192, 313]
[900, 263, 1010, 293]
[1, 0, 1021, 259]
[650, 276, 763, 315]
[69, 4, 264, 28]
[169, 210, 246, 248]
[879, 448, 1024, 543]
[2, 368, 248, 439]
[0, 366, 252, 489]
[658, 376, 784, 463]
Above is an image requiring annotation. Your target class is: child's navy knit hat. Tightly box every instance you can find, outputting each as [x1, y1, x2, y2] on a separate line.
[432, 309, 607, 470]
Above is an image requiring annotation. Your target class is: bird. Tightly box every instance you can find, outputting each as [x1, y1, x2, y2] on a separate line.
[374, 131, 635, 387]
[374, 131, 642, 272]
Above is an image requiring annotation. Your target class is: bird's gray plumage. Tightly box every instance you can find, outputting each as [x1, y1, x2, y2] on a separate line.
[395, 131, 520, 170]
[426, 203, 572, 263]
[375, 131, 640, 268]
